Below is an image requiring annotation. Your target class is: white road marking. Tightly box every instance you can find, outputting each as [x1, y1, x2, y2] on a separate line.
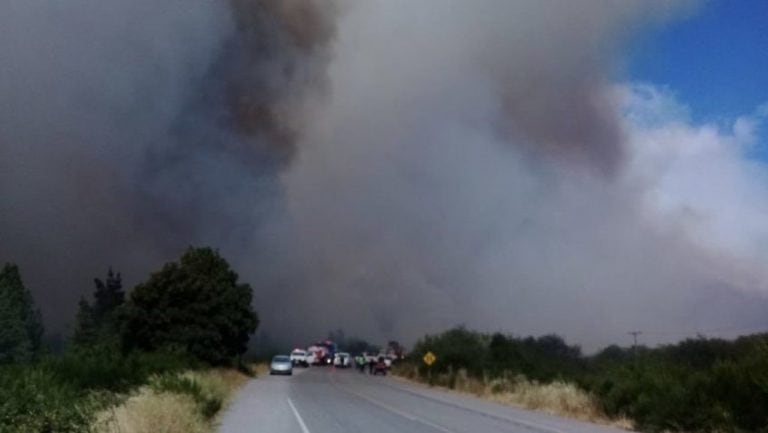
[331, 379, 455, 433]
[287, 398, 311, 433]
[383, 382, 571, 433]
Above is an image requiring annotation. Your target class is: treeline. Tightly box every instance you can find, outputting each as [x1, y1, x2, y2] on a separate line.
[0, 247, 259, 432]
[402, 326, 768, 433]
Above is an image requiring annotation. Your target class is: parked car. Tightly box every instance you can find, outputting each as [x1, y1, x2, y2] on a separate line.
[290, 349, 309, 367]
[270, 355, 293, 375]
[334, 352, 351, 368]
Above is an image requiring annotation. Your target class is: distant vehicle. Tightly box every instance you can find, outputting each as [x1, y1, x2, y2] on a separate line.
[270, 355, 293, 375]
[308, 340, 338, 365]
[290, 349, 309, 367]
[307, 345, 327, 366]
[372, 357, 388, 375]
[381, 354, 394, 368]
[334, 352, 351, 368]
[385, 341, 406, 360]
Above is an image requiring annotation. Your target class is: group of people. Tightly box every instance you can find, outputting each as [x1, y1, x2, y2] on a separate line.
[354, 355, 383, 374]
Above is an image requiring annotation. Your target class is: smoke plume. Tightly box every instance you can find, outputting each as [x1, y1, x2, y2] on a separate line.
[0, 0, 334, 329]
[2, 0, 767, 350]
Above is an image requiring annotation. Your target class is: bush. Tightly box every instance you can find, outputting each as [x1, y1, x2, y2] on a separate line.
[0, 350, 196, 432]
[408, 326, 584, 382]
[149, 373, 221, 419]
[0, 364, 98, 432]
[94, 389, 207, 433]
[403, 327, 768, 433]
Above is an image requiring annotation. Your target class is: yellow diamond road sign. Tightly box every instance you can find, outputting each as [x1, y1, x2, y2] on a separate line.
[423, 351, 436, 366]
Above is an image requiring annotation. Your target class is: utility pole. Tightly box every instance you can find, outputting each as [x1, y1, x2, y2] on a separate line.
[628, 331, 642, 370]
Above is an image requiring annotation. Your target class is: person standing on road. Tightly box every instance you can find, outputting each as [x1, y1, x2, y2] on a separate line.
[368, 357, 375, 374]
[356, 355, 365, 373]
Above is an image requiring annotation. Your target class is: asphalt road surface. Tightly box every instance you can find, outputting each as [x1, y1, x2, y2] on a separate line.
[217, 367, 631, 433]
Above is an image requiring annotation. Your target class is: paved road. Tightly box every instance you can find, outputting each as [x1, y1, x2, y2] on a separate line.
[218, 367, 630, 433]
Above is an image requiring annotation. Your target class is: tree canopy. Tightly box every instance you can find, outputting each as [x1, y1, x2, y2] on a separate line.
[0, 264, 43, 363]
[73, 268, 125, 348]
[122, 247, 258, 364]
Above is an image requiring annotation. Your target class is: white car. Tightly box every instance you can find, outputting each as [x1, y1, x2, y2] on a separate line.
[290, 349, 309, 367]
[334, 352, 351, 368]
[270, 355, 293, 375]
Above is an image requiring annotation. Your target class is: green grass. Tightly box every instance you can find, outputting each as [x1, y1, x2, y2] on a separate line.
[0, 349, 195, 432]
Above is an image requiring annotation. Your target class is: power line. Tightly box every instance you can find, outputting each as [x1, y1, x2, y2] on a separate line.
[640, 325, 768, 337]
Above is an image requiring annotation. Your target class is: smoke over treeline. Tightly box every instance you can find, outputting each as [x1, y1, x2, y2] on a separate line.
[2, 0, 767, 350]
[1, 0, 334, 328]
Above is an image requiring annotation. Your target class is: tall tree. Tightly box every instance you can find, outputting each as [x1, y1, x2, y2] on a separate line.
[92, 268, 124, 321]
[123, 247, 259, 364]
[72, 297, 98, 347]
[0, 264, 43, 363]
[73, 268, 125, 347]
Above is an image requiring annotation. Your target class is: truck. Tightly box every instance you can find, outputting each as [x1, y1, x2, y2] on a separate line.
[307, 340, 338, 366]
[290, 348, 309, 367]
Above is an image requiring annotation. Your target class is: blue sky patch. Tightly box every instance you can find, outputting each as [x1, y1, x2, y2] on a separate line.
[627, 0, 768, 124]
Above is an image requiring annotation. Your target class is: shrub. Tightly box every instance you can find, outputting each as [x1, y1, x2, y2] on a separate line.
[149, 369, 248, 420]
[0, 364, 98, 432]
[0, 350, 195, 432]
[95, 389, 207, 433]
[404, 327, 768, 433]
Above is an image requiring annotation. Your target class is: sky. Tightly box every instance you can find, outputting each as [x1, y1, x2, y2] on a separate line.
[2, 0, 768, 352]
[627, 0, 768, 124]
[618, 0, 768, 268]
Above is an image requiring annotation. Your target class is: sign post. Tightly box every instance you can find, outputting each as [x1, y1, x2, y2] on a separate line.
[423, 351, 437, 385]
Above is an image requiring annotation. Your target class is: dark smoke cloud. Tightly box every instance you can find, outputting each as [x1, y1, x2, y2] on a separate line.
[0, 0, 335, 330]
[2, 0, 766, 352]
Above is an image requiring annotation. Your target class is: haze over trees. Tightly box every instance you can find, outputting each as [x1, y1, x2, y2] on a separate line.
[73, 268, 125, 348]
[0, 263, 43, 364]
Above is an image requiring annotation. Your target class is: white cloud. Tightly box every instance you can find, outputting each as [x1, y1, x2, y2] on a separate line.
[623, 83, 768, 268]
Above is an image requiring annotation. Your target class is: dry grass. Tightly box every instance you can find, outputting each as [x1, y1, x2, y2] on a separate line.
[94, 388, 206, 433]
[94, 368, 250, 433]
[394, 366, 633, 430]
[181, 369, 250, 408]
[251, 362, 270, 377]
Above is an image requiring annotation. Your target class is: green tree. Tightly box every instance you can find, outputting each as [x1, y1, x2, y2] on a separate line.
[73, 268, 125, 347]
[0, 264, 43, 363]
[92, 268, 124, 322]
[72, 297, 98, 347]
[122, 247, 258, 364]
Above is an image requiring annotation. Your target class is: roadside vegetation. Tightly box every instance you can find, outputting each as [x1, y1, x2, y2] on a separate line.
[0, 247, 257, 432]
[395, 326, 768, 433]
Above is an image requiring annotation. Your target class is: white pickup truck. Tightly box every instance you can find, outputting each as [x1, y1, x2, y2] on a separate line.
[290, 349, 309, 367]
